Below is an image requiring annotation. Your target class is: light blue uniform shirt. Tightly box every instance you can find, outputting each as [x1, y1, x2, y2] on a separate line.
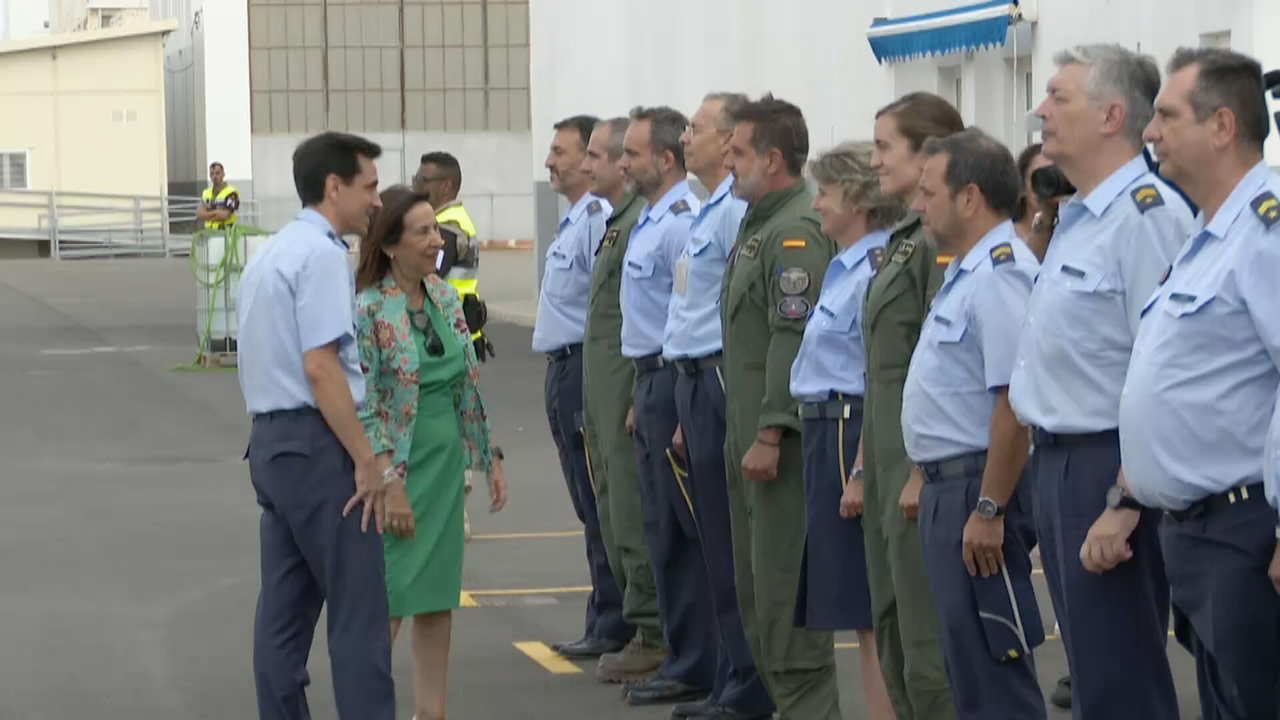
[621, 180, 700, 359]
[236, 208, 364, 414]
[902, 221, 1038, 463]
[1119, 161, 1280, 521]
[663, 174, 746, 359]
[531, 193, 610, 353]
[1009, 155, 1193, 433]
[789, 229, 890, 402]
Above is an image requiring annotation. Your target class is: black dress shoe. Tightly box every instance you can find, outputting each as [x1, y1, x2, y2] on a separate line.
[703, 708, 773, 720]
[554, 637, 626, 658]
[671, 700, 716, 718]
[1049, 675, 1071, 710]
[625, 679, 709, 706]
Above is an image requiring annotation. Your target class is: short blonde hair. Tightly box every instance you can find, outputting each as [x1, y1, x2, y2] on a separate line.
[808, 141, 906, 232]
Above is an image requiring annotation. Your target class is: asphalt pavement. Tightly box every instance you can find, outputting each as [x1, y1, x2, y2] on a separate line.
[0, 256, 1202, 719]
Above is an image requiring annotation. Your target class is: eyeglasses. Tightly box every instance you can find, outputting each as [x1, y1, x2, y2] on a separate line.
[409, 309, 444, 357]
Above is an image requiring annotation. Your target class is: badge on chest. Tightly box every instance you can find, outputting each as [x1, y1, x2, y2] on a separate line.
[891, 239, 916, 264]
[741, 235, 762, 259]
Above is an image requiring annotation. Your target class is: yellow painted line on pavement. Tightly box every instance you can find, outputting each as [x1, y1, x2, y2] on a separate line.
[471, 530, 583, 540]
[467, 585, 591, 596]
[458, 591, 478, 608]
[514, 641, 584, 674]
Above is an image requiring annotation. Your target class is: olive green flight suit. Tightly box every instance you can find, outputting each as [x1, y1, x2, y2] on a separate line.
[860, 212, 955, 720]
[720, 181, 839, 720]
[581, 192, 663, 648]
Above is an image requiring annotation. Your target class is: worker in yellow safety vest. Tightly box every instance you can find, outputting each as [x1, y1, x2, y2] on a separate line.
[414, 151, 494, 361]
[197, 162, 240, 230]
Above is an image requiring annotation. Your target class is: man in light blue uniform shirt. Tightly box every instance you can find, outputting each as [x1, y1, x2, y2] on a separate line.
[236, 131, 396, 720]
[533, 114, 631, 660]
[1121, 48, 1280, 720]
[900, 129, 1045, 720]
[1007, 44, 1187, 720]
[666, 93, 773, 720]
[615, 104, 718, 707]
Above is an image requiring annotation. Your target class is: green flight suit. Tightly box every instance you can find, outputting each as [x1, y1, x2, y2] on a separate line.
[860, 212, 955, 720]
[581, 192, 663, 648]
[720, 181, 839, 720]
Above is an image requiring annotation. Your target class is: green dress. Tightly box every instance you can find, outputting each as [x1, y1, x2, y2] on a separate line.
[383, 298, 467, 618]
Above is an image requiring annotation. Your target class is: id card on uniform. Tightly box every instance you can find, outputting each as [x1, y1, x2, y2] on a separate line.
[673, 255, 690, 296]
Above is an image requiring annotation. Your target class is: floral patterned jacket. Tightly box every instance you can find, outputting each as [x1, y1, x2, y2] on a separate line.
[356, 273, 493, 478]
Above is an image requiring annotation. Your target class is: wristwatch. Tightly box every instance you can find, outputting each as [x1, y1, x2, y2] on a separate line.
[851, 467, 864, 481]
[974, 496, 1005, 520]
[1105, 484, 1143, 511]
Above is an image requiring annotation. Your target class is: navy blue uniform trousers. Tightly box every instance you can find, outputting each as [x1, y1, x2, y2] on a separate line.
[918, 451, 1046, 720]
[633, 360, 716, 689]
[247, 408, 395, 720]
[1030, 429, 1177, 720]
[544, 346, 630, 643]
[673, 358, 774, 715]
[1161, 483, 1280, 720]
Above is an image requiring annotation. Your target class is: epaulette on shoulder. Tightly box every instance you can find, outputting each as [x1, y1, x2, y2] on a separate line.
[1250, 190, 1279, 231]
[670, 198, 692, 215]
[587, 199, 602, 215]
[1130, 184, 1165, 213]
[989, 242, 1015, 268]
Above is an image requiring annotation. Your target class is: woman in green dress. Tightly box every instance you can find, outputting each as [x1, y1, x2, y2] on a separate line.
[356, 187, 508, 720]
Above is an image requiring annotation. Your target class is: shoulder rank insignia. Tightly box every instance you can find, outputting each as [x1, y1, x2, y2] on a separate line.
[587, 199, 602, 215]
[670, 198, 691, 215]
[869, 247, 886, 271]
[781, 237, 807, 249]
[741, 235, 762, 258]
[891, 239, 916, 264]
[989, 242, 1015, 267]
[778, 266, 810, 295]
[1251, 191, 1279, 230]
[1130, 185, 1164, 213]
[936, 253, 954, 268]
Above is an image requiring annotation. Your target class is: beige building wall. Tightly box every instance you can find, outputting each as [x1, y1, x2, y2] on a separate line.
[0, 21, 174, 230]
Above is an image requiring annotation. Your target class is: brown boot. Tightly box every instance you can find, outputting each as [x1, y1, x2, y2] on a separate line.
[595, 635, 664, 684]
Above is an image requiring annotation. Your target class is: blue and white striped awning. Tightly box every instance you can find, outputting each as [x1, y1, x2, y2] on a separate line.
[867, 1, 1021, 64]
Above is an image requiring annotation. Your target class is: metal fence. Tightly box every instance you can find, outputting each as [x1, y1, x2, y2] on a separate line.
[0, 189, 260, 259]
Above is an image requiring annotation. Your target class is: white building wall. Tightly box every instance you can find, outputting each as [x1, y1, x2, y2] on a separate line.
[201, 0, 251, 189]
[1, 0, 51, 41]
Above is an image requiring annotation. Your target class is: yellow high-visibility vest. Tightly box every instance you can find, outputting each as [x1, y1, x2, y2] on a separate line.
[201, 184, 240, 229]
[436, 202, 481, 338]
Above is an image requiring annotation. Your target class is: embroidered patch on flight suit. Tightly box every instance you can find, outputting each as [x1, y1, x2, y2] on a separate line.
[1130, 185, 1164, 213]
[781, 238, 807, 249]
[869, 247, 886, 271]
[989, 242, 1015, 267]
[587, 200, 602, 215]
[778, 266, 810, 295]
[1252, 191, 1280, 230]
[777, 295, 812, 319]
[603, 228, 620, 246]
[891, 239, 916, 264]
[670, 199, 692, 215]
[742, 235, 762, 258]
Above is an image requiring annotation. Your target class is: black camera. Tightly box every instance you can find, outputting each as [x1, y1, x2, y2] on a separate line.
[1030, 165, 1076, 201]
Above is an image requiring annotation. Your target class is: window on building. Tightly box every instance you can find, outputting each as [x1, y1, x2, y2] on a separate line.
[0, 152, 30, 190]
[1200, 31, 1231, 49]
[938, 65, 962, 117]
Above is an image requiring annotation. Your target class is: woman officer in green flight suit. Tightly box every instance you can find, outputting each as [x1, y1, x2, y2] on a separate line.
[855, 91, 965, 720]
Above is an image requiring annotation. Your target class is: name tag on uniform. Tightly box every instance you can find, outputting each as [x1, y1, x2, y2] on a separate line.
[818, 304, 836, 319]
[1168, 292, 1197, 304]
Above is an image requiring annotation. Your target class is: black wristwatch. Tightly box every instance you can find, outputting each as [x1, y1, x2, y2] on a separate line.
[974, 496, 1006, 521]
[1106, 484, 1142, 511]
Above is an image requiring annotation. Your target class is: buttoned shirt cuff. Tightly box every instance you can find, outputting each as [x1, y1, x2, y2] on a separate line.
[758, 411, 801, 435]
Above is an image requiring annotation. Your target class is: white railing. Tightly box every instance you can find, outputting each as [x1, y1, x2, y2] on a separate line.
[0, 189, 259, 259]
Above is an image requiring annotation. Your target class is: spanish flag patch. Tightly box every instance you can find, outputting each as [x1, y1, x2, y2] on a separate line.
[936, 253, 954, 267]
[781, 238, 807, 249]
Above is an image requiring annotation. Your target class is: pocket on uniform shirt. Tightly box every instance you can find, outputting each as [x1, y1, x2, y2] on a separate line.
[624, 254, 656, 279]
[929, 315, 967, 345]
[1056, 263, 1108, 294]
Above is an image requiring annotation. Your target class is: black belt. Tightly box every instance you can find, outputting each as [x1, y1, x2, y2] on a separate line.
[632, 353, 667, 374]
[799, 395, 864, 420]
[919, 450, 988, 483]
[1167, 482, 1266, 522]
[672, 353, 722, 376]
[1031, 427, 1118, 448]
[546, 343, 582, 362]
[252, 406, 319, 421]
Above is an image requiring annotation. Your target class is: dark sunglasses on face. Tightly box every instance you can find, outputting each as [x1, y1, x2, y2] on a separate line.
[409, 309, 444, 357]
